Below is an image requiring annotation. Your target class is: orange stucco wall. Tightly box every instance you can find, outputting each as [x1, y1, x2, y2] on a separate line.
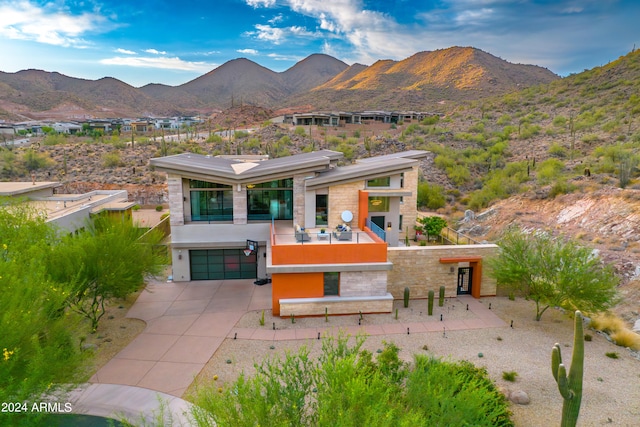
[271, 272, 324, 315]
[271, 242, 387, 265]
[358, 190, 369, 230]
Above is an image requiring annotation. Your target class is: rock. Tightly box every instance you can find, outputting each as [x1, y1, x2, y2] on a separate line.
[632, 319, 640, 333]
[510, 390, 530, 405]
[81, 343, 98, 352]
[464, 209, 475, 221]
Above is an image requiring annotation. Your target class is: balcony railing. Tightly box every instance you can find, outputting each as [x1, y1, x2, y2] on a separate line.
[366, 218, 386, 242]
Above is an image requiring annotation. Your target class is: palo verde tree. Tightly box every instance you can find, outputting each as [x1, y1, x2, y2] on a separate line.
[0, 200, 87, 417]
[48, 215, 166, 332]
[488, 227, 618, 321]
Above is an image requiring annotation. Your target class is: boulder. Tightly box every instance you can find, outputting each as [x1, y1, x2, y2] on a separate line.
[509, 390, 530, 405]
[632, 319, 640, 333]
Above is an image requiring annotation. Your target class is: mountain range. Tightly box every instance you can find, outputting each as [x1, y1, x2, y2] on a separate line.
[0, 47, 559, 121]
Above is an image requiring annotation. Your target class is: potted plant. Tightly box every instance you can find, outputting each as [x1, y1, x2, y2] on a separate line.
[320, 228, 326, 234]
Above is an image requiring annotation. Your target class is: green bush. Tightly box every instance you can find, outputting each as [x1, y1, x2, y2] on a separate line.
[537, 158, 565, 184]
[191, 335, 513, 427]
[549, 142, 568, 158]
[102, 152, 122, 168]
[417, 182, 446, 209]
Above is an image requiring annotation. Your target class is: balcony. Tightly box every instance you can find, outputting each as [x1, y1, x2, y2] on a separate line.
[270, 221, 388, 265]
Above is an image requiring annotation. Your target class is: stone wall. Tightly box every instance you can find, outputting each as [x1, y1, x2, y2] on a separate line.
[328, 181, 364, 228]
[280, 294, 393, 317]
[167, 174, 184, 226]
[400, 165, 419, 241]
[233, 186, 247, 225]
[293, 174, 306, 227]
[387, 244, 498, 299]
[340, 271, 387, 297]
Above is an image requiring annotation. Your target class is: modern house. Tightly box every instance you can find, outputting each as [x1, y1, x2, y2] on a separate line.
[150, 150, 498, 317]
[0, 181, 136, 234]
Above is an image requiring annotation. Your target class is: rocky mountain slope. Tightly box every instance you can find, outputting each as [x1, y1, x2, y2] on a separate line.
[0, 48, 556, 119]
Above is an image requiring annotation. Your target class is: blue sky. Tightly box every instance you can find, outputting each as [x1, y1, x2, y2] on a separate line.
[0, 0, 638, 88]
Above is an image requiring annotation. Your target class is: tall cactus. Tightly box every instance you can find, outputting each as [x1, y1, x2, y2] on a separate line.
[551, 310, 584, 427]
[428, 290, 434, 316]
[438, 285, 445, 307]
[404, 287, 410, 308]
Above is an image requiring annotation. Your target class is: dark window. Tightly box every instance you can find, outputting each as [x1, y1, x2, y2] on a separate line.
[367, 176, 391, 187]
[247, 179, 293, 220]
[316, 194, 328, 226]
[399, 215, 403, 231]
[190, 189, 233, 221]
[324, 272, 339, 296]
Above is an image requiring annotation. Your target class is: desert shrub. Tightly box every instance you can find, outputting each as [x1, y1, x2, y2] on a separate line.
[421, 115, 440, 125]
[417, 182, 446, 209]
[21, 149, 54, 171]
[605, 352, 619, 359]
[548, 142, 568, 158]
[552, 115, 568, 127]
[294, 126, 306, 136]
[610, 329, 640, 350]
[446, 164, 471, 185]
[155, 205, 163, 212]
[590, 313, 627, 334]
[519, 124, 542, 139]
[206, 134, 223, 143]
[42, 133, 67, 145]
[496, 114, 512, 125]
[502, 371, 518, 382]
[584, 333, 592, 341]
[192, 335, 513, 427]
[549, 179, 577, 198]
[102, 151, 122, 168]
[537, 158, 565, 184]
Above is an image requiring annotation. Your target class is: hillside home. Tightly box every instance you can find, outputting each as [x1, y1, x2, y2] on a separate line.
[151, 150, 498, 316]
[0, 181, 135, 234]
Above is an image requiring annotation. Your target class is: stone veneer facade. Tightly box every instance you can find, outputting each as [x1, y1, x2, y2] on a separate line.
[399, 166, 419, 241]
[167, 174, 184, 226]
[328, 181, 364, 228]
[339, 271, 388, 297]
[387, 245, 498, 299]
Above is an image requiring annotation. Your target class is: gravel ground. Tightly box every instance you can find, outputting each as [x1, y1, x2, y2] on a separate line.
[188, 297, 640, 427]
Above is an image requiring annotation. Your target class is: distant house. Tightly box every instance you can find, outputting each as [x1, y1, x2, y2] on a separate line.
[151, 150, 498, 317]
[52, 122, 82, 134]
[0, 181, 135, 234]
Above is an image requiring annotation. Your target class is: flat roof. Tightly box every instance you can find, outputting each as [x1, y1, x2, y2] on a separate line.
[0, 181, 60, 196]
[306, 157, 419, 189]
[356, 150, 429, 163]
[150, 150, 344, 184]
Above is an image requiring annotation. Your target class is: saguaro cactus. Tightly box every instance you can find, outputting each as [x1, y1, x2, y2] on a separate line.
[403, 287, 410, 308]
[428, 290, 434, 316]
[551, 311, 584, 427]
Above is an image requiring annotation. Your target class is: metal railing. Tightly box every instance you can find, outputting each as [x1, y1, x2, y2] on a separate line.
[366, 218, 386, 242]
[441, 226, 480, 245]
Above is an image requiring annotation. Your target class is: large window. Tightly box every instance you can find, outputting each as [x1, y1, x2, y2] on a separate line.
[367, 176, 390, 187]
[324, 272, 339, 296]
[368, 196, 390, 212]
[315, 194, 328, 226]
[189, 180, 233, 221]
[247, 179, 293, 220]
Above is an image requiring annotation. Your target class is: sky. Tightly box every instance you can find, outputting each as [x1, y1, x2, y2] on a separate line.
[0, 0, 638, 88]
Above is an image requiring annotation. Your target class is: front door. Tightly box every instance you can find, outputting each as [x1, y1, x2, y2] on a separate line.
[457, 267, 473, 295]
[371, 216, 385, 230]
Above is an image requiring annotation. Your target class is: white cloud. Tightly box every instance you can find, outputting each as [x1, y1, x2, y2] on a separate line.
[145, 48, 167, 55]
[268, 14, 284, 24]
[237, 48, 259, 55]
[116, 48, 136, 55]
[99, 56, 214, 72]
[251, 24, 286, 44]
[267, 52, 304, 61]
[246, 0, 276, 8]
[0, 0, 106, 47]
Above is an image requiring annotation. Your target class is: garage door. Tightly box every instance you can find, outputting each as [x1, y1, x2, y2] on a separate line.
[190, 249, 257, 280]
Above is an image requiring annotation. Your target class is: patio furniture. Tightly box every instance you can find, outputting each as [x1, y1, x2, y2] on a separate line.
[295, 224, 311, 242]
